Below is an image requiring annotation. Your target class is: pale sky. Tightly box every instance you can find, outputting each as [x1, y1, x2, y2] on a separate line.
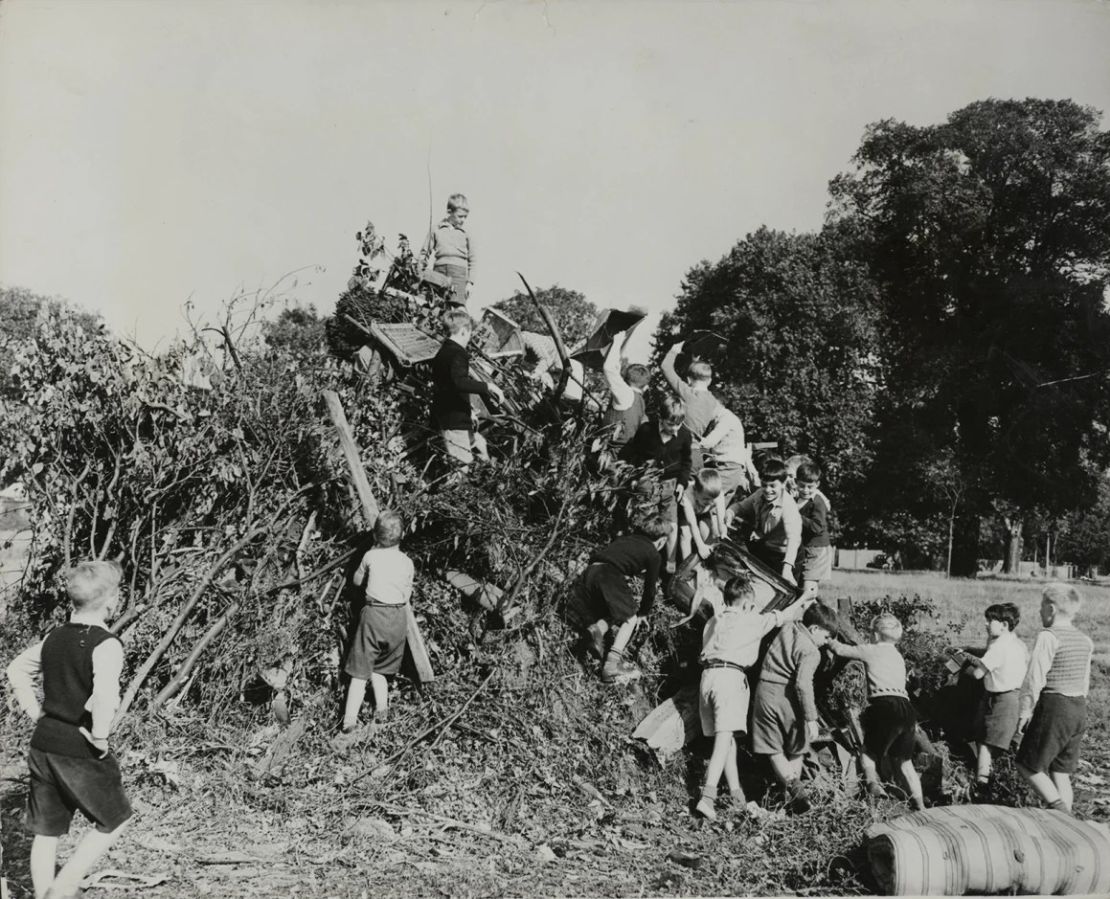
[2, 0, 1110, 356]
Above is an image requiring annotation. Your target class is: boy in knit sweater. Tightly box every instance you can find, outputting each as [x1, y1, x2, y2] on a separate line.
[1016, 583, 1094, 814]
[421, 193, 475, 306]
[725, 457, 802, 585]
[827, 612, 926, 811]
[6, 561, 132, 899]
[690, 572, 812, 820]
[795, 461, 833, 607]
[752, 602, 841, 813]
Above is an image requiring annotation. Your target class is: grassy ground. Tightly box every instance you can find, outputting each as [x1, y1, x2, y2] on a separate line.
[2, 571, 1108, 898]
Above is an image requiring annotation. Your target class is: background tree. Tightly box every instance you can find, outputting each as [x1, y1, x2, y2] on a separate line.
[491, 285, 599, 346]
[262, 304, 327, 359]
[829, 98, 1110, 574]
[654, 225, 881, 521]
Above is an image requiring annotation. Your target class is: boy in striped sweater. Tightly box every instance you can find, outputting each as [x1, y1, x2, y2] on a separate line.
[1016, 583, 1094, 814]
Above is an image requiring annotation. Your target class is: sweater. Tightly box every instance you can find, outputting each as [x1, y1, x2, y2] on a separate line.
[430, 338, 491, 431]
[619, 421, 694, 487]
[798, 493, 831, 548]
[425, 218, 475, 279]
[833, 641, 908, 700]
[759, 622, 822, 722]
[1020, 623, 1093, 714]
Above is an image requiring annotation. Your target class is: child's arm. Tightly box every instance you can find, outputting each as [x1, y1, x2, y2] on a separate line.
[401, 554, 415, 604]
[1018, 630, 1058, 724]
[781, 499, 803, 583]
[827, 639, 868, 661]
[602, 331, 635, 410]
[724, 492, 757, 532]
[796, 647, 821, 738]
[661, 341, 684, 394]
[681, 494, 713, 559]
[5, 640, 44, 723]
[352, 553, 370, 589]
[81, 639, 125, 755]
[709, 495, 727, 541]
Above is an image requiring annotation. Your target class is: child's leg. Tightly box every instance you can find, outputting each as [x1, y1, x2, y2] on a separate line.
[976, 743, 994, 782]
[369, 672, 389, 715]
[767, 753, 794, 785]
[30, 834, 59, 899]
[678, 525, 693, 561]
[342, 677, 368, 730]
[697, 733, 734, 818]
[1017, 762, 1068, 809]
[665, 527, 678, 572]
[723, 733, 741, 796]
[859, 750, 886, 796]
[1051, 772, 1073, 811]
[49, 821, 130, 897]
[897, 758, 925, 810]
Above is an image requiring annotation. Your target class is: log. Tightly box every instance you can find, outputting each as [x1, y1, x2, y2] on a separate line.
[321, 389, 433, 684]
[151, 600, 239, 710]
[445, 570, 504, 611]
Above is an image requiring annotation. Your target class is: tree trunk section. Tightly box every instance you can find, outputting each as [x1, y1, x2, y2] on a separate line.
[949, 510, 980, 578]
[1002, 517, 1022, 574]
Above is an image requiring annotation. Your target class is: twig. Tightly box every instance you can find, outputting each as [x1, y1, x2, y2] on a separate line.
[152, 599, 239, 709]
[367, 801, 517, 846]
[295, 510, 317, 582]
[263, 548, 357, 596]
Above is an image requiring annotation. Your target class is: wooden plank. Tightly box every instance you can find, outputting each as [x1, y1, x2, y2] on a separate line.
[569, 308, 648, 371]
[631, 684, 699, 758]
[322, 390, 434, 684]
[445, 569, 504, 611]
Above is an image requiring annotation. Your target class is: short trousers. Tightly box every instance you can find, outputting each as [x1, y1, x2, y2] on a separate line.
[800, 544, 833, 582]
[442, 429, 474, 465]
[699, 666, 750, 737]
[26, 747, 132, 837]
[581, 562, 637, 626]
[751, 681, 807, 756]
[862, 694, 917, 761]
[975, 689, 1021, 750]
[344, 602, 409, 678]
[1017, 693, 1087, 775]
[434, 263, 468, 306]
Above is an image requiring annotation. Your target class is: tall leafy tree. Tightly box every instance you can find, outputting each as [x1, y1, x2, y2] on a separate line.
[830, 99, 1110, 574]
[655, 225, 882, 512]
[491, 285, 599, 347]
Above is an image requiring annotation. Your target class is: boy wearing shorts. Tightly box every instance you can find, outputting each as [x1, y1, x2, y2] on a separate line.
[1016, 583, 1093, 814]
[752, 603, 840, 813]
[6, 561, 133, 899]
[795, 461, 833, 606]
[827, 612, 926, 811]
[690, 573, 811, 820]
[337, 511, 414, 745]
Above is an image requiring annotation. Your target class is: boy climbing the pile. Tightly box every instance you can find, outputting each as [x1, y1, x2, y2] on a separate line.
[619, 395, 694, 571]
[6, 561, 133, 899]
[827, 612, 926, 811]
[678, 467, 727, 561]
[661, 340, 723, 452]
[697, 405, 750, 498]
[1015, 584, 1093, 815]
[950, 602, 1028, 796]
[691, 571, 812, 820]
[725, 456, 801, 585]
[572, 514, 672, 685]
[795, 460, 833, 606]
[336, 511, 415, 747]
[601, 330, 649, 451]
[752, 602, 841, 813]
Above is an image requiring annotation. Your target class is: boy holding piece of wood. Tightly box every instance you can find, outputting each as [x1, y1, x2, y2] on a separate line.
[6, 561, 132, 899]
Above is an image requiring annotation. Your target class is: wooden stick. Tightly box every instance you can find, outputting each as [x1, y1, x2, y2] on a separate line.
[367, 801, 516, 846]
[151, 600, 239, 709]
[517, 272, 571, 400]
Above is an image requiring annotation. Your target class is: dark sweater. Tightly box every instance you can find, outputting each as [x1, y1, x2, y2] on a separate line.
[431, 338, 491, 431]
[618, 421, 693, 487]
[590, 533, 662, 617]
[798, 493, 831, 548]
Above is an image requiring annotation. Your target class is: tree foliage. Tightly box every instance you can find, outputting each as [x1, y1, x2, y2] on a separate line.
[491, 285, 600, 346]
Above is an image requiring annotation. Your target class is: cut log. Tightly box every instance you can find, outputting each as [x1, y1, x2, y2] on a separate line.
[322, 389, 433, 684]
[445, 570, 504, 611]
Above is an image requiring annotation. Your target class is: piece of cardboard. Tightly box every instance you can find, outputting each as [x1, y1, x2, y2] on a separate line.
[569, 308, 647, 370]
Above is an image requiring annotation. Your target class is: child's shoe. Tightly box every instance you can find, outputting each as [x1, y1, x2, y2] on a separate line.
[601, 649, 641, 684]
[584, 623, 607, 661]
[785, 779, 811, 814]
[331, 723, 368, 751]
[865, 781, 889, 800]
[695, 795, 717, 820]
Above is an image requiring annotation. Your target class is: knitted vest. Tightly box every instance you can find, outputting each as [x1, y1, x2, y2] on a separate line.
[1044, 626, 1093, 696]
[604, 391, 645, 447]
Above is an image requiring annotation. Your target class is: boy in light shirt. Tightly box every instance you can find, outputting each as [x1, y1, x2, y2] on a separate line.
[725, 457, 802, 585]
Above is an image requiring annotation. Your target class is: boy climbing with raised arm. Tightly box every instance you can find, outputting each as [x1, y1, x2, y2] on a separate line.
[691, 571, 812, 820]
[601, 330, 649, 450]
[6, 561, 133, 899]
[1015, 584, 1093, 814]
[661, 340, 723, 445]
[827, 612, 926, 811]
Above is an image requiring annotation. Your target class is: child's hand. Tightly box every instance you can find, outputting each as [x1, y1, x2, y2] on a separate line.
[805, 720, 820, 743]
[488, 383, 505, 405]
[78, 727, 110, 759]
[781, 565, 797, 585]
[1016, 707, 1033, 733]
[697, 544, 712, 561]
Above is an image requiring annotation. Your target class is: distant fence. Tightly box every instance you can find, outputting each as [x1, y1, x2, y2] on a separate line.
[834, 548, 883, 570]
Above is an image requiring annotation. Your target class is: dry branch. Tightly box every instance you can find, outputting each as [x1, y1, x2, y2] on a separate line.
[151, 598, 240, 710]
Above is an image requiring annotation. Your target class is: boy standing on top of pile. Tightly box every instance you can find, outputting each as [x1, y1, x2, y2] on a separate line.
[336, 511, 414, 748]
[601, 330, 649, 450]
[1016, 583, 1093, 815]
[422, 193, 475, 306]
[827, 612, 926, 811]
[690, 569, 813, 820]
[726, 456, 801, 585]
[6, 561, 133, 899]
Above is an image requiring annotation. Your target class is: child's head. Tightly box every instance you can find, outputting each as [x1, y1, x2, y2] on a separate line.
[984, 602, 1020, 636]
[374, 511, 404, 548]
[658, 395, 686, 438]
[634, 513, 672, 542]
[444, 309, 474, 342]
[687, 360, 713, 388]
[722, 572, 757, 609]
[65, 561, 123, 616]
[446, 193, 470, 226]
[795, 460, 822, 503]
[759, 457, 788, 501]
[871, 611, 904, 643]
[1040, 582, 1080, 627]
[802, 603, 840, 647]
[693, 468, 722, 499]
[624, 363, 650, 389]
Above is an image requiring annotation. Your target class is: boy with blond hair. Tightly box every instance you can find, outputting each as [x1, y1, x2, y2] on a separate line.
[7, 561, 133, 899]
[827, 612, 926, 811]
[336, 511, 415, 745]
[1016, 583, 1093, 814]
[422, 192, 474, 305]
[678, 468, 727, 561]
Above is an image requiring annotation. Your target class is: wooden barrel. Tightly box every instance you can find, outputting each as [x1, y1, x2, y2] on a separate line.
[867, 804, 1110, 895]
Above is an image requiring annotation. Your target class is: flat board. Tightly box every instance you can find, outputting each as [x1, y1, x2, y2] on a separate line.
[368, 322, 442, 366]
[569, 308, 648, 370]
[479, 308, 526, 359]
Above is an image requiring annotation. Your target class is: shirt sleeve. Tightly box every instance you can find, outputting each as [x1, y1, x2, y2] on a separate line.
[830, 640, 868, 661]
[782, 497, 802, 566]
[1020, 630, 1058, 715]
[759, 610, 786, 636]
[402, 555, 415, 604]
[88, 638, 124, 739]
[726, 492, 758, 530]
[602, 339, 635, 410]
[6, 640, 44, 721]
[353, 553, 370, 588]
[449, 349, 492, 397]
[795, 644, 820, 722]
[661, 345, 683, 394]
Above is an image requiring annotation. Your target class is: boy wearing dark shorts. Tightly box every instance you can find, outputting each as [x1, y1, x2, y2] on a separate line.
[337, 511, 414, 746]
[1016, 583, 1093, 814]
[568, 514, 671, 684]
[6, 561, 132, 899]
[828, 612, 925, 811]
